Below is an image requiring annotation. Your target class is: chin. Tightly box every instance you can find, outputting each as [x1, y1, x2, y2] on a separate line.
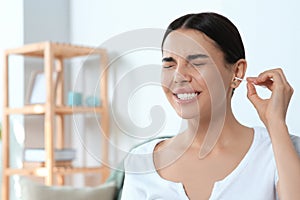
[174, 106, 201, 119]
[173, 102, 213, 121]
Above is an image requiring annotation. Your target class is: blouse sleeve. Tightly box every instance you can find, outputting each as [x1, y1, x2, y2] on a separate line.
[290, 134, 300, 156]
[120, 147, 148, 200]
[121, 172, 146, 199]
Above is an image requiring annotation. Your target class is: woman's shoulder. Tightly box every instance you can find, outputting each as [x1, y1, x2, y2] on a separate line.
[253, 126, 300, 154]
[123, 136, 172, 173]
[290, 134, 300, 155]
[130, 136, 172, 154]
[252, 126, 272, 144]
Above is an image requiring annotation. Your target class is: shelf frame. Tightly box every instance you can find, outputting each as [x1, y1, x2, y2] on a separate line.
[4, 105, 105, 115]
[2, 41, 110, 200]
[5, 166, 110, 177]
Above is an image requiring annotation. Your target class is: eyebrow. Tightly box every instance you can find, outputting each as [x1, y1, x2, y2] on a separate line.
[186, 54, 208, 61]
[162, 57, 175, 62]
[162, 54, 208, 62]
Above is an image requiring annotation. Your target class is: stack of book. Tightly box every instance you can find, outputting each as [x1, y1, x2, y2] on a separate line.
[23, 148, 76, 168]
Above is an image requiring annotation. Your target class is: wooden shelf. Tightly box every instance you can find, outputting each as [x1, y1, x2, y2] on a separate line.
[5, 166, 109, 177]
[4, 105, 46, 115]
[5, 41, 106, 59]
[55, 106, 104, 114]
[4, 105, 104, 115]
[54, 166, 109, 175]
[2, 42, 110, 200]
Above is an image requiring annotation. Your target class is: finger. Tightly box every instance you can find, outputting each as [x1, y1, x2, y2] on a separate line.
[257, 69, 285, 84]
[257, 72, 277, 84]
[255, 79, 273, 90]
[247, 68, 290, 92]
[246, 77, 257, 83]
[273, 68, 294, 93]
[274, 68, 288, 83]
[256, 71, 285, 92]
[246, 82, 264, 110]
[246, 77, 273, 90]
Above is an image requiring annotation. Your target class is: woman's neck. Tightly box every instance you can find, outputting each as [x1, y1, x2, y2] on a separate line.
[183, 107, 244, 152]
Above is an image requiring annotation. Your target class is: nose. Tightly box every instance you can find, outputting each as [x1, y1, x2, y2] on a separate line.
[174, 61, 191, 83]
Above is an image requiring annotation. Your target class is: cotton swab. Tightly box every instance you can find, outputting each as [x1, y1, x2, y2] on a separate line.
[235, 77, 268, 88]
[234, 77, 246, 82]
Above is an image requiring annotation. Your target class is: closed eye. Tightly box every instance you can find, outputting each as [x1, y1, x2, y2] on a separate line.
[162, 56, 176, 69]
[192, 63, 206, 67]
[162, 65, 174, 69]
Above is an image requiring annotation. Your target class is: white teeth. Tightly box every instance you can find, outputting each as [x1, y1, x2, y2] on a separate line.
[176, 92, 198, 100]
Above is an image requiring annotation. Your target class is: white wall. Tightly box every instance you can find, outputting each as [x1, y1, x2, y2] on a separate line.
[0, 1, 25, 199]
[0, 0, 25, 117]
[70, 0, 300, 168]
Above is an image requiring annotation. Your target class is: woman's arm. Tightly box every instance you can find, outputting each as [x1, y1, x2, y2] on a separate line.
[246, 68, 300, 200]
[267, 122, 300, 199]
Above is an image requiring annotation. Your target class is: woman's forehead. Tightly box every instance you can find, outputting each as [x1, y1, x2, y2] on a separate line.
[162, 29, 217, 58]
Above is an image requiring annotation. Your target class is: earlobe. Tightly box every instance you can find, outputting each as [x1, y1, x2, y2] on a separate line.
[231, 79, 239, 88]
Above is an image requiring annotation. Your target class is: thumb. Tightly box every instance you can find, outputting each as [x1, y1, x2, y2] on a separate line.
[247, 82, 263, 110]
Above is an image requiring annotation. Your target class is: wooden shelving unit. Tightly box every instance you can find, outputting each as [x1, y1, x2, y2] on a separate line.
[2, 42, 110, 200]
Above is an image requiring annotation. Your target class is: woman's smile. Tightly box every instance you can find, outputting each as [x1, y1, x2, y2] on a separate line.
[172, 88, 201, 104]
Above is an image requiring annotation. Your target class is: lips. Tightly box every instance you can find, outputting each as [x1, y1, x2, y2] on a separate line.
[176, 92, 200, 100]
[172, 88, 201, 102]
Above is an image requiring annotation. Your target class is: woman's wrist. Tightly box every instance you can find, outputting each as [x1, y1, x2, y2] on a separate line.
[266, 120, 289, 138]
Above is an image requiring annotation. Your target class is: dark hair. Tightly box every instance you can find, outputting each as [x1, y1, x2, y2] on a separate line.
[161, 12, 245, 64]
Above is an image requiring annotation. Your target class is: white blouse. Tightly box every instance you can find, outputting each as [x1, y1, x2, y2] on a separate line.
[121, 127, 300, 200]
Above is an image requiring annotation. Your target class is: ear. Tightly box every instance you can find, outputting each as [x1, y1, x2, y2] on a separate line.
[231, 59, 247, 88]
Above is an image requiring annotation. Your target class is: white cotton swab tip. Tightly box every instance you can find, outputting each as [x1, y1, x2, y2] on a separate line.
[234, 77, 246, 81]
[235, 76, 267, 88]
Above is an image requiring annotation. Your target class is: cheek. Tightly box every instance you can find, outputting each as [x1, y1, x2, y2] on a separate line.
[161, 70, 173, 92]
[193, 67, 213, 89]
[195, 66, 227, 97]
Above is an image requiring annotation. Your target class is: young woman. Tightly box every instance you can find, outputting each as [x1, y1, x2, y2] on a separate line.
[121, 12, 300, 200]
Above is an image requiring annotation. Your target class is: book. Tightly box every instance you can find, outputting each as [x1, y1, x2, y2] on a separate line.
[23, 148, 76, 162]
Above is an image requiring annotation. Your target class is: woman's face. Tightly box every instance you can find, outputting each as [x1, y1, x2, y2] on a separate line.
[161, 28, 234, 120]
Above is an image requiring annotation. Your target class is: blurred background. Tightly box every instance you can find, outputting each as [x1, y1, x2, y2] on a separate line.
[0, 0, 299, 199]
